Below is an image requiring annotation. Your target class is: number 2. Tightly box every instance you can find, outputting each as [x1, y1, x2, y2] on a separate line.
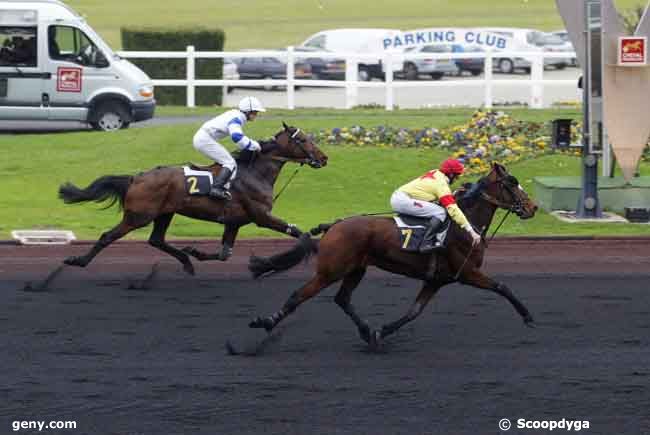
[187, 176, 200, 194]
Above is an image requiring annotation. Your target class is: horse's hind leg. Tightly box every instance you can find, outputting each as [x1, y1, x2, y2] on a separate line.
[249, 272, 337, 332]
[378, 281, 442, 341]
[148, 213, 195, 275]
[63, 212, 151, 268]
[334, 268, 372, 343]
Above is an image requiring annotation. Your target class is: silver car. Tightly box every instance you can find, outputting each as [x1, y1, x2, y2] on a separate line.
[401, 44, 459, 80]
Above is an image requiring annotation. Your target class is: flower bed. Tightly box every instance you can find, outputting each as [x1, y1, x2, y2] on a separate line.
[314, 110, 650, 176]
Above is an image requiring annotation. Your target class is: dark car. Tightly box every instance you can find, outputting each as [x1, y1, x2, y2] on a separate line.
[453, 45, 485, 76]
[234, 53, 312, 90]
[293, 46, 345, 80]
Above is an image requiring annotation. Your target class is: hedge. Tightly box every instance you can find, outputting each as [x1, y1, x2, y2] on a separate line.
[121, 28, 225, 106]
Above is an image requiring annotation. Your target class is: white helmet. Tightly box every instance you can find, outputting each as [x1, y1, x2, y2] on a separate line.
[238, 96, 266, 113]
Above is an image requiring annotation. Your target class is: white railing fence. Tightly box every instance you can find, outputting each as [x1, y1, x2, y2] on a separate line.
[117, 46, 578, 110]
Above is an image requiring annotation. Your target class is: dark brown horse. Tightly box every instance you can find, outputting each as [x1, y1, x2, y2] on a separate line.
[248, 163, 538, 346]
[58, 123, 327, 275]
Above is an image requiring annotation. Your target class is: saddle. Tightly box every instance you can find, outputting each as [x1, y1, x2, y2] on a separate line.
[393, 214, 449, 252]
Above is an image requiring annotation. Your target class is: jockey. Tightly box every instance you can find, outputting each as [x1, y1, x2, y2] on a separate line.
[192, 96, 266, 200]
[390, 158, 481, 253]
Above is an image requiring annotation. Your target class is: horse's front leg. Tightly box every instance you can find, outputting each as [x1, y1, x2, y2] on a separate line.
[183, 224, 240, 261]
[376, 282, 442, 344]
[253, 211, 303, 238]
[459, 267, 534, 326]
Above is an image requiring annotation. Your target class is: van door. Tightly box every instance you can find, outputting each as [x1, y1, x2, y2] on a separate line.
[0, 24, 48, 120]
[42, 23, 113, 121]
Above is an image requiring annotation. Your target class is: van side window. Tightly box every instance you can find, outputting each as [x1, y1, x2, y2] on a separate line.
[48, 25, 108, 68]
[304, 35, 326, 50]
[0, 26, 38, 67]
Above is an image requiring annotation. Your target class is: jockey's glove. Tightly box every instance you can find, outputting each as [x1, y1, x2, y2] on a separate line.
[463, 224, 482, 248]
[248, 140, 261, 152]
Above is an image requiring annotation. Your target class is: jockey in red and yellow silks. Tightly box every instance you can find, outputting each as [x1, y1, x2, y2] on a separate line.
[391, 158, 481, 253]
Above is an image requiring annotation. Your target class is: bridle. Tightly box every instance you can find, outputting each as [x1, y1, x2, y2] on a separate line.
[269, 128, 323, 168]
[478, 174, 525, 216]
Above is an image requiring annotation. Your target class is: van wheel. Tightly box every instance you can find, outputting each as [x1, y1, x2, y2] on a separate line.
[499, 58, 514, 74]
[91, 102, 130, 131]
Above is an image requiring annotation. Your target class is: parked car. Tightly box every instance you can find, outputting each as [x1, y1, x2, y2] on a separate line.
[480, 27, 571, 74]
[537, 32, 572, 70]
[400, 44, 459, 80]
[292, 46, 345, 80]
[551, 30, 578, 66]
[453, 45, 485, 76]
[233, 52, 312, 90]
[222, 58, 239, 93]
[300, 28, 402, 81]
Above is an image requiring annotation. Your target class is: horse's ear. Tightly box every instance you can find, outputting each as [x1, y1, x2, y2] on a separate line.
[282, 121, 289, 131]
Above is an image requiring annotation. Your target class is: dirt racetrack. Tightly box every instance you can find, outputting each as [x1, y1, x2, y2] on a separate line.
[1, 237, 649, 435]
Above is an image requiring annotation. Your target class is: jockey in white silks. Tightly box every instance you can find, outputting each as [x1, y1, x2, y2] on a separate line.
[192, 96, 266, 200]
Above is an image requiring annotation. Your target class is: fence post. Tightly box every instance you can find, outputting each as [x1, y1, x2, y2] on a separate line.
[287, 46, 295, 110]
[345, 56, 358, 109]
[384, 52, 394, 111]
[484, 50, 493, 109]
[186, 45, 195, 108]
[530, 52, 543, 109]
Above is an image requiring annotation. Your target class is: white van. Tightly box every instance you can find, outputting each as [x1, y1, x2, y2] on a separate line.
[481, 27, 570, 74]
[300, 28, 401, 81]
[0, 0, 154, 130]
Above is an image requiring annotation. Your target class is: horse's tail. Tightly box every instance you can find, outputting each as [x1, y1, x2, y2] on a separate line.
[248, 219, 344, 278]
[58, 175, 133, 210]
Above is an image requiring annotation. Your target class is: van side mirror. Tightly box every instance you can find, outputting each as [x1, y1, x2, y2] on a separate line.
[94, 51, 109, 68]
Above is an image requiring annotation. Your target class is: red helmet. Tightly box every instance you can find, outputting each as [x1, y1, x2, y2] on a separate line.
[439, 159, 465, 176]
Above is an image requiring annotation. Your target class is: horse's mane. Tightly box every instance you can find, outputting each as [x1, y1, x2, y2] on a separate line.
[232, 139, 277, 165]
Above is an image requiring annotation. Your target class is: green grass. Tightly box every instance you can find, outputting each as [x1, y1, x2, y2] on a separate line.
[68, 0, 643, 50]
[1, 108, 648, 240]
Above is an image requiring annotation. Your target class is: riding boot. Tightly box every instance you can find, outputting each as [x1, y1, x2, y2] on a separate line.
[419, 216, 444, 253]
[209, 167, 233, 200]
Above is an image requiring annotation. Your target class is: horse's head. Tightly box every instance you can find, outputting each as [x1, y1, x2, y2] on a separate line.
[468, 163, 538, 219]
[263, 122, 328, 168]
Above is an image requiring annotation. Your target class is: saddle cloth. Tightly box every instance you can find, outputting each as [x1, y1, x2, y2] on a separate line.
[183, 166, 213, 196]
[393, 214, 449, 252]
[393, 214, 429, 252]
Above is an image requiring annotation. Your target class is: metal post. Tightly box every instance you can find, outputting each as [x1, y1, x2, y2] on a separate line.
[577, 0, 603, 217]
[186, 45, 195, 108]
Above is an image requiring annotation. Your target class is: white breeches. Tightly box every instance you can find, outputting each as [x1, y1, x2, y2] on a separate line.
[390, 190, 447, 220]
[193, 129, 237, 175]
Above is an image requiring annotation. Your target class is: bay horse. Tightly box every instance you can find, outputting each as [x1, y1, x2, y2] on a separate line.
[58, 123, 327, 275]
[248, 163, 538, 346]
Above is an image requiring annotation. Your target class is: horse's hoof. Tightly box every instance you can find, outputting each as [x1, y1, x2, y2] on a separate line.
[358, 325, 371, 344]
[249, 317, 274, 332]
[63, 256, 84, 267]
[524, 314, 535, 328]
[369, 330, 382, 349]
[183, 262, 195, 276]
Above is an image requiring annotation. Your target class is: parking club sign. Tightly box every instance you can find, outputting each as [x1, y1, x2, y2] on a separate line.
[57, 67, 83, 92]
[618, 36, 647, 66]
